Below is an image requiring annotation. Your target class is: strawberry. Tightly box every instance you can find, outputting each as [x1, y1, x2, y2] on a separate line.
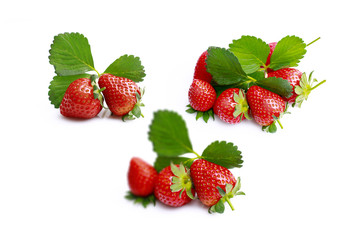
[154, 163, 195, 207]
[246, 85, 286, 133]
[127, 157, 158, 197]
[190, 159, 244, 213]
[265, 42, 277, 67]
[213, 88, 250, 124]
[98, 73, 144, 120]
[60, 78, 102, 119]
[188, 79, 216, 112]
[194, 50, 212, 83]
[268, 68, 303, 103]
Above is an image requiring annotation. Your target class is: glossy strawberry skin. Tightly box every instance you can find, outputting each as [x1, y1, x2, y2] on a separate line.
[246, 86, 286, 126]
[268, 68, 303, 103]
[194, 51, 212, 83]
[128, 157, 158, 197]
[266, 42, 277, 67]
[190, 159, 237, 207]
[154, 165, 194, 207]
[213, 88, 246, 124]
[98, 73, 140, 116]
[60, 78, 102, 119]
[188, 79, 216, 111]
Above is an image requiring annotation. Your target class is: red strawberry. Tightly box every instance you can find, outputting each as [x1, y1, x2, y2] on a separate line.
[246, 85, 286, 133]
[60, 78, 102, 119]
[127, 157, 158, 197]
[268, 68, 303, 103]
[188, 79, 216, 112]
[190, 159, 244, 213]
[213, 88, 250, 124]
[194, 50, 212, 83]
[98, 73, 144, 120]
[265, 42, 277, 67]
[154, 163, 195, 207]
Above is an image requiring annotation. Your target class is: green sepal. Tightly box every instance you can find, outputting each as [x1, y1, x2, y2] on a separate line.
[122, 87, 145, 121]
[232, 90, 251, 120]
[186, 105, 215, 123]
[169, 163, 195, 200]
[294, 71, 326, 108]
[125, 191, 156, 208]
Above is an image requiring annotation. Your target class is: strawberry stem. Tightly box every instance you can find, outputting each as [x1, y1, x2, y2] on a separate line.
[311, 79, 326, 90]
[306, 37, 321, 47]
[277, 119, 283, 129]
[225, 198, 235, 211]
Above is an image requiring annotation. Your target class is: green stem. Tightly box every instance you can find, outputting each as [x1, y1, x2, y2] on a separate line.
[307, 37, 321, 47]
[225, 198, 235, 211]
[277, 119, 283, 129]
[311, 80, 326, 90]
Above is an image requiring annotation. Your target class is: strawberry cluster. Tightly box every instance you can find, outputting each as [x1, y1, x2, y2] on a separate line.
[126, 110, 245, 214]
[187, 36, 326, 133]
[48, 32, 146, 120]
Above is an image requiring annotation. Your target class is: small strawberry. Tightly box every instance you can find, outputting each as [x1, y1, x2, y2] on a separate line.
[246, 85, 286, 133]
[154, 163, 195, 207]
[194, 50, 212, 83]
[213, 88, 251, 124]
[188, 79, 216, 112]
[60, 78, 103, 119]
[268, 68, 303, 103]
[127, 157, 158, 197]
[190, 159, 245, 213]
[265, 42, 277, 67]
[98, 73, 144, 120]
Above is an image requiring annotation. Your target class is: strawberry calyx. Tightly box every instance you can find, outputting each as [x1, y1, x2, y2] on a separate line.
[209, 177, 245, 214]
[233, 89, 251, 121]
[170, 162, 195, 200]
[186, 105, 215, 123]
[90, 75, 106, 108]
[125, 191, 156, 208]
[122, 87, 145, 121]
[294, 71, 326, 108]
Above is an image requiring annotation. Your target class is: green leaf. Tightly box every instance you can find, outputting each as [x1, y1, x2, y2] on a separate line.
[206, 47, 248, 86]
[125, 191, 156, 208]
[154, 155, 192, 173]
[49, 32, 96, 76]
[149, 110, 193, 157]
[104, 55, 146, 82]
[48, 74, 91, 108]
[269, 35, 307, 70]
[202, 141, 243, 169]
[256, 77, 293, 98]
[229, 36, 270, 74]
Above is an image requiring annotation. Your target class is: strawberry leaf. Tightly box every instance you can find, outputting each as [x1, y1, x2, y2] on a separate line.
[256, 77, 293, 98]
[104, 55, 146, 82]
[202, 141, 243, 169]
[48, 74, 91, 108]
[269, 35, 307, 70]
[149, 110, 193, 157]
[206, 47, 249, 86]
[125, 191, 156, 208]
[153, 156, 191, 172]
[229, 36, 270, 74]
[49, 32, 96, 76]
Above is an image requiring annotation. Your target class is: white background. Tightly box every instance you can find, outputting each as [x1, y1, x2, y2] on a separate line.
[1, 0, 355, 239]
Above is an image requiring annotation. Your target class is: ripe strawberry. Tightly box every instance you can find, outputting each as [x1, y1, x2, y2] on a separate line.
[127, 157, 158, 197]
[154, 163, 195, 207]
[190, 159, 244, 213]
[194, 50, 212, 83]
[246, 85, 286, 133]
[265, 42, 277, 67]
[188, 79, 216, 112]
[60, 78, 102, 119]
[98, 73, 144, 120]
[268, 68, 303, 103]
[213, 88, 250, 124]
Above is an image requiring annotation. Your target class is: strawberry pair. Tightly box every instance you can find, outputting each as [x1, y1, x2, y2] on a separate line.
[127, 157, 244, 213]
[60, 74, 144, 120]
